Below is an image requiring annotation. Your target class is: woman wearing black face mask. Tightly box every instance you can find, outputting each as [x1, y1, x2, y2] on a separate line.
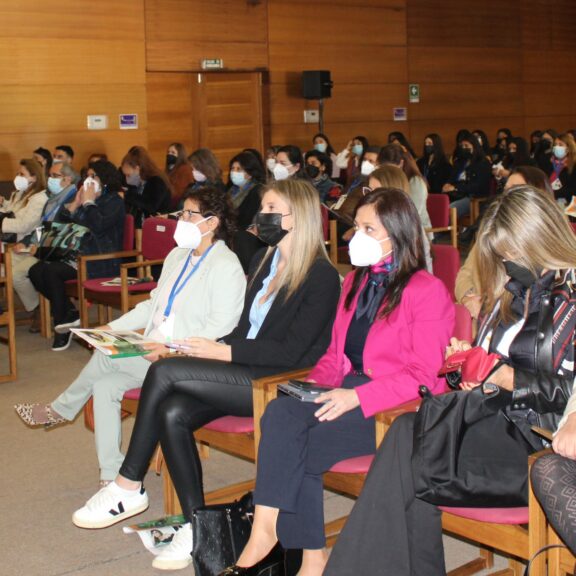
[442, 135, 492, 218]
[416, 133, 451, 193]
[534, 129, 559, 176]
[69, 179, 341, 564]
[164, 142, 193, 210]
[305, 150, 342, 203]
[324, 185, 576, 576]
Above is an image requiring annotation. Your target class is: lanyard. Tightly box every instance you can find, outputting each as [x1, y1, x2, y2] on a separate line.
[164, 243, 214, 318]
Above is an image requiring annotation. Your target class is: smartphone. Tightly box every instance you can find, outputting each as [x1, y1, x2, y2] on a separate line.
[165, 342, 193, 352]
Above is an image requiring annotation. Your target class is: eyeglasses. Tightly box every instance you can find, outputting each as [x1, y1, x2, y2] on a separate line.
[362, 186, 373, 196]
[175, 209, 202, 220]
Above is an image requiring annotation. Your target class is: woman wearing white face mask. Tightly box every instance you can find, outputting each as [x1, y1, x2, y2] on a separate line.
[0, 158, 47, 243]
[15, 187, 246, 502]
[68, 179, 340, 572]
[549, 132, 576, 205]
[226, 188, 454, 576]
[272, 145, 307, 181]
[186, 148, 226, 201]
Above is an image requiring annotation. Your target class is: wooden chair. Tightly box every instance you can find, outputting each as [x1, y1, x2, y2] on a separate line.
[39, 214, 136, 338]
[0, 249, 17, 381]
[321, 207, 338, 266]
[80, 216, 175, 325]
[470, 197, 490, 225]
[426, 193, 458, 248]
[431, 243, 461, 300]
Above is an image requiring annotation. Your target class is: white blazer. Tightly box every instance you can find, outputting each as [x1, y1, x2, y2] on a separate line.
[2, 189, 48, 241]
[109, 240, 246, 341]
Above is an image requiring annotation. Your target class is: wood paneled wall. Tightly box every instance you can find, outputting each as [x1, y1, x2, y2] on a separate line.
[1, 0, 575, 179]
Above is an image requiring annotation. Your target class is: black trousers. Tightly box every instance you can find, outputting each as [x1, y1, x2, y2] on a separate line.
[324, 413, 446, 576]
[254, 374, 376, 550]
[119, 356, 253, 521]
[28, 260, 77, 324]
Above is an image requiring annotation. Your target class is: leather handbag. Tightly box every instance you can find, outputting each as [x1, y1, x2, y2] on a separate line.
[438, 346, 501, 383]
[412, 383, 538, 507]
[36, 221, 90, 263]
[191, 492, 254, 576]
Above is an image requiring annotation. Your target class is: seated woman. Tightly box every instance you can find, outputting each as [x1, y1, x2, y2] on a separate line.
[122, 146, 172, 227]
[188, 148, 226, 197]
[442, 133, 492, 218]
[549, 132, 576, 205]
[272, 145, 308, 180]
[225, 188, 455, 576]
[416, 133, 452, 194]
[69, 179, 341, 571]
[27, 160, 126, 351]
[165, 142, 193, 210]
[305, 149, 342, 203]
[324, 184, 576, 576]
[335, 135, 369, 188]
[368, 165, 432, 272]
[15, 185, 245, 490]
[227, 150, 267, 273]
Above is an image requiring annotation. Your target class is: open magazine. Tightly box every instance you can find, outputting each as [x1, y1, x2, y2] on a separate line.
[70, 329, 158, 358]
[123, 514, 187, 556]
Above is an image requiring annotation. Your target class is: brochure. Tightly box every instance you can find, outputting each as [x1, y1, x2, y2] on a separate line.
[123, 514, 187, 556]
[70, 329, 157, 358]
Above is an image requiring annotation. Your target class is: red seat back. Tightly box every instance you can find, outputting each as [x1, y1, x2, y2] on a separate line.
[141, 217, 177, 260]
[427, 194, 450, 228]
[123, 214, 135, 251]
[453, 303, 473, 342]
[431, 244, 460, 300]
[321, 205, 329, 241]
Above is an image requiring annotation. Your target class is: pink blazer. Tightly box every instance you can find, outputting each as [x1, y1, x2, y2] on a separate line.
[308, 269, 455, 417]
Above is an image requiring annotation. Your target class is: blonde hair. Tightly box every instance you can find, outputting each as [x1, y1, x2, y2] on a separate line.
[17, 158, 46, 206]
[370, 165, 410, 195]
[557, 132, 576, 174]
[253, 179, 330, 300]
[476, 184, 576, 323]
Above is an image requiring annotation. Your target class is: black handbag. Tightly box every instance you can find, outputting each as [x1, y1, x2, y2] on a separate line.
[412, 383, 538, 508]
[191, 492, 254, 576]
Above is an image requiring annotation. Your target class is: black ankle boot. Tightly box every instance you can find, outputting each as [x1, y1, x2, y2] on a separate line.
[218, 543, 285, 576]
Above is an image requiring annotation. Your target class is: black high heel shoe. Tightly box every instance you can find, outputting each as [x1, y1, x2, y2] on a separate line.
[218, 543, 285, 576]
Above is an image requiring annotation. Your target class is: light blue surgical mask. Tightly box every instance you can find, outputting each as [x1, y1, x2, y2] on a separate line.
[314, 142, 327, 153]
[352, 144, 363, 156]
[553, 145, 567, 160]
[47, 177, 64, 195]
[230, 171, 247, 187]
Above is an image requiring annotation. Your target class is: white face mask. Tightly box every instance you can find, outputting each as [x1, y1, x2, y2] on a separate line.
[192, 169, 207, 183]
[273, 163, 291, 181]
[266, 158, 276, 172]
[83, 176, 101, 194]
[173, 217, 212, 249]
[348, 231, 392, 267]
[361, 160, 376, 176]
[13, 175, 30, 192]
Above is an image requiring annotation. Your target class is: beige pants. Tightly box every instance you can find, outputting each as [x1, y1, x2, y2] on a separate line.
[12, 252, 39, 312]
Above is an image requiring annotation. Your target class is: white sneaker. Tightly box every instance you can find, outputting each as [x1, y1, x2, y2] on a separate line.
[152, 523, 193, 571]
[72, 482, 149, 529]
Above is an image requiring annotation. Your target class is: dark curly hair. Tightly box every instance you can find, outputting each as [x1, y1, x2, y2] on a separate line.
[182, 185, 236, 246]
[89, 160, 123, 193]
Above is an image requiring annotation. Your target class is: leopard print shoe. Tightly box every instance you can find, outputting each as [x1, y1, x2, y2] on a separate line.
[14, 403, 67, 429]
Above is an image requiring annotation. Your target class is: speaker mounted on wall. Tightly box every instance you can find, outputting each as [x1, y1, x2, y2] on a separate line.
[302, 70, 333, 100]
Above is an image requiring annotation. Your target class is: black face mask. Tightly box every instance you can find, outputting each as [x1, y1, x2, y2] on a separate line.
[424, 144, 434, 156]
[305, 164, 321, 179]
[503, 260, 538, 289]
[541, 139, 552, 151]
[166, 154, 178, 169]
[459, 147, 472, 160]
[254, 212, 289, 246]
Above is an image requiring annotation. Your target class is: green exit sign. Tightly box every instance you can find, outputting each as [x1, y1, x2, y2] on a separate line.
[409, 84, 420, 103]
[201, 59, 224, 70]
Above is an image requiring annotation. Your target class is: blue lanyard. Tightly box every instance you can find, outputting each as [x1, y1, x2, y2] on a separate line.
[164, 244, 214, 318]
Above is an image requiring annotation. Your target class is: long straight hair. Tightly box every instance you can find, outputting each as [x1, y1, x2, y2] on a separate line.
[476, 184, 576, 324]
[252, 179, 330, 301]
[18, 158, 46, 206]
[344, 188, 426, 318]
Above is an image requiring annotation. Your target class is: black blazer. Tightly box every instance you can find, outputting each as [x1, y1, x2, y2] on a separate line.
[125, 175, 171, 226]
[222, 248, 341, 378]
[417, 156, 452, 194]
[448, 158, 492, 199]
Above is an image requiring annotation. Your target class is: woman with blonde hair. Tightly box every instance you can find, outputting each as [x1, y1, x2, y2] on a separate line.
[70, 178, 341, 571]
[324, 184, 576, 576]
[368, 165, 433, 272]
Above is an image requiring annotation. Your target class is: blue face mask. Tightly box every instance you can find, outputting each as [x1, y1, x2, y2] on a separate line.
[553, 145, 567, 160]
[47, 177, 64, 195]
[352, 144, 363, 156]
[230, 171, 247, 187]
[314, 142, 327, 153]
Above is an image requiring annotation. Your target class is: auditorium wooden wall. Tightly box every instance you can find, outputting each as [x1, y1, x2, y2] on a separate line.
[1, 0, 575, 178]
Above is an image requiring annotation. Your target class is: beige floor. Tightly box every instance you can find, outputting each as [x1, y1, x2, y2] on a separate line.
[0, 324, 510, 575]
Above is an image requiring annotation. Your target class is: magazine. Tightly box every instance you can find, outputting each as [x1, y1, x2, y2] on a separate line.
[123, 514, 187, 556]
[100, 277, 140, 287]
[70, 329, 158, 358]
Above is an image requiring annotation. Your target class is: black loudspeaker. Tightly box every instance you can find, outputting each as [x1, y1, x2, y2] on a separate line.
[302, 70, 333, 99]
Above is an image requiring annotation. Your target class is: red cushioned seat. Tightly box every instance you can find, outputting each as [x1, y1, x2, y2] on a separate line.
[123, 388, 142, 401]
[204, 416, 254, 434]
[329, 454, 374, 474]
[83, 278, 157, 293]
[439, 506, 529, 524]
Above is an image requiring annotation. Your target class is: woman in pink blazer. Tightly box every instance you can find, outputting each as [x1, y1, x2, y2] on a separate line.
[220, 188, 455, 576]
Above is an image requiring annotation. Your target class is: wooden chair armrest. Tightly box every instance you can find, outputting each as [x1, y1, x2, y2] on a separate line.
[374, 398, 421, 446]
[79, 250, 141, 263]
[120, 259, 165, 271]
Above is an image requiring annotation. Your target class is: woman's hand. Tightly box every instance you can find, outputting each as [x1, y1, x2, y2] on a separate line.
[442, 183, 456, 193]
[142, 342, 170, 363]
[178, 337, 232, 362]
[553, 414, 576, 460]
[486, 364, 514, 391]
[13, 242, 36, 255]
[445, 337, 472, 359]
[314, 388, 360, 422]
[82, 181, 98, 204]
[461, 293, 482, 319]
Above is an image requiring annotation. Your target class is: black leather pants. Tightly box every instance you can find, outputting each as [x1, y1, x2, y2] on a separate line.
[119, 356, 253, 520]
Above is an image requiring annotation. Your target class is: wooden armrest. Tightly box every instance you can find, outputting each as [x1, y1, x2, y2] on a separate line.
[79, 250, 140, 263]
[120, 259, 165, 270]
[252, 367, 313, 394]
